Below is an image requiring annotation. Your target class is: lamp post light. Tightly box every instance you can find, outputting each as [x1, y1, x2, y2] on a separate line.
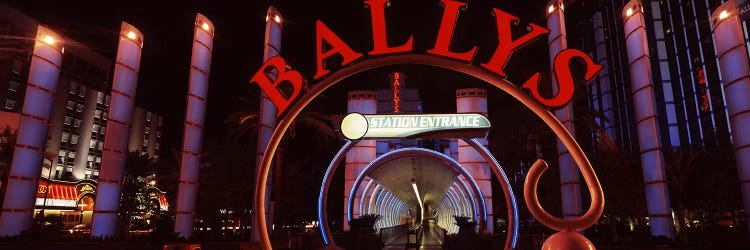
[0, 26, 63, 237]
[91, 22, 143, 238]
[712, 1, 750, 233]
[253, 6, 283, 241]
[546, 0, 583, 221]
[175, 13, 214, 239]
[621, 0, 674, 239]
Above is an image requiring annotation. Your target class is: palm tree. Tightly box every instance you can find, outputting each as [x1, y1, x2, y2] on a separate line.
[224, 110, 339, 226]
[664, 148, 698, 244]
[118, 151, 155, 236]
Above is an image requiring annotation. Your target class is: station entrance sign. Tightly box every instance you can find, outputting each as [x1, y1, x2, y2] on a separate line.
[340, 113, 490, 140]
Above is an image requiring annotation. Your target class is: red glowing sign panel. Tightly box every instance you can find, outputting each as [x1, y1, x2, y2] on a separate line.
[696, 68, 710, 111]
[392, 72, 401, 113]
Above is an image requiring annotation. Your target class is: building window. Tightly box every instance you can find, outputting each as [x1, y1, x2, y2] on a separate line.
[102, 112, 107, 120]
[94, 110, 102, 118]
[68, 152, 76, 159]
[4, 99, 16, 110]
[64, 116, 72, 125]
[8, 81, 20, 92]
[90, 139, 97, 149]
[61, 132, 70, 142]
[71, 135, 79, 145]
[70, 81, 78, 94]
[74, 119, 81, 128]
[104, 95, 110, 106]
[158, 118, 163, 126]
[100, 126, 105, 134]
[67, 101, 75, 110]
[76, 104, 84, 113]
[78, 85, 86, 97]
[97, 143, 103, 151]
[11, 58, 23, 74]
[97, 92, 105, 104]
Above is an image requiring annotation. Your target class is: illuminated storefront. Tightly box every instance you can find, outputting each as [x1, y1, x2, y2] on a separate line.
[33, 178, 168, 229]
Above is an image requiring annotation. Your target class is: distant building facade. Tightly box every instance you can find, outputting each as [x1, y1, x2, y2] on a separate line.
[0, 3, 165, 227]
[0, 4, 163, 182]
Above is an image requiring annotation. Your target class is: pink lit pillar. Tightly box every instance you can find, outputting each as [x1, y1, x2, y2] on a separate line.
[175, 13, 214, 239]
[456, 88, 493, 233]
[253, 6, 282, 241]
[0, 26, 63, 237]
[711, 1, 750, 232]
[91, 22, 144, 238]
[547, 0, 583, 220]
[622, 0, 674, 238]
[344, 90, 376, 231]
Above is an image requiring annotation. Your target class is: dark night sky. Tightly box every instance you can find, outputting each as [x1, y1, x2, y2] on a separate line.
[5, 0, 601, 156]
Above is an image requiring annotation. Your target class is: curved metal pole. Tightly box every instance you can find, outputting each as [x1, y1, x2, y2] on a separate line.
[456, 176, 479, 225]
[256, 54, 603, 249]
[448, 187, 465, 217]
[463, 138, 520, 249]
[374, 189, 387, 230]
[368, 185, 383, 215]
[359, 179, 375, 216]
[317, 140, 355, 246]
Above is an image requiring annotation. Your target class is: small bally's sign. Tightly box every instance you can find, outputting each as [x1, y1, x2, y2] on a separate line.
[341, 113, 490, 140]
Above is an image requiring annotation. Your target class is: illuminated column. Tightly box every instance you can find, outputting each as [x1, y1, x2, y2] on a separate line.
[456, 88, 493, 233]
[0, 26, 63, 237]
[622, 1, 674, 238]
[174, 13, 214, 239]
[253, 7, 282, 241]
[91, 22, 144, 238]
[344, 90, 376, 231]
[547, 0, 583, 220]
[712, 1, 750, 232]
[72, 88, 99, 180]
[592, 12, 616, 139]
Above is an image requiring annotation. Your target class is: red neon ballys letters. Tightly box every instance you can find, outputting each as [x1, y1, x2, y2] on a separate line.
[251, 0, 602, 116]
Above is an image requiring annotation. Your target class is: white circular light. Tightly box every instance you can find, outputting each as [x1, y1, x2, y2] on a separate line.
[341, 113, 368, 140]
[127, 31, 137, 40]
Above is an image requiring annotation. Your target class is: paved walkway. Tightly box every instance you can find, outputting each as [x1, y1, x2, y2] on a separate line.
[380, 220, 444, 250]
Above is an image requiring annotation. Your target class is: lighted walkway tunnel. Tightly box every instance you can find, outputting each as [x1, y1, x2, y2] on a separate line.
[319, 140, 518, 248]
[346, 148, 488, 247]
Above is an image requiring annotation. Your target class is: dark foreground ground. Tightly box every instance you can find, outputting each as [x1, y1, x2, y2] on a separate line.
[1, 229, 748, 250]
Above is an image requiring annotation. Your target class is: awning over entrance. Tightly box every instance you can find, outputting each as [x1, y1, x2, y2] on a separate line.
[158, 193, 169, 211]
[36, 179, 82, 208]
